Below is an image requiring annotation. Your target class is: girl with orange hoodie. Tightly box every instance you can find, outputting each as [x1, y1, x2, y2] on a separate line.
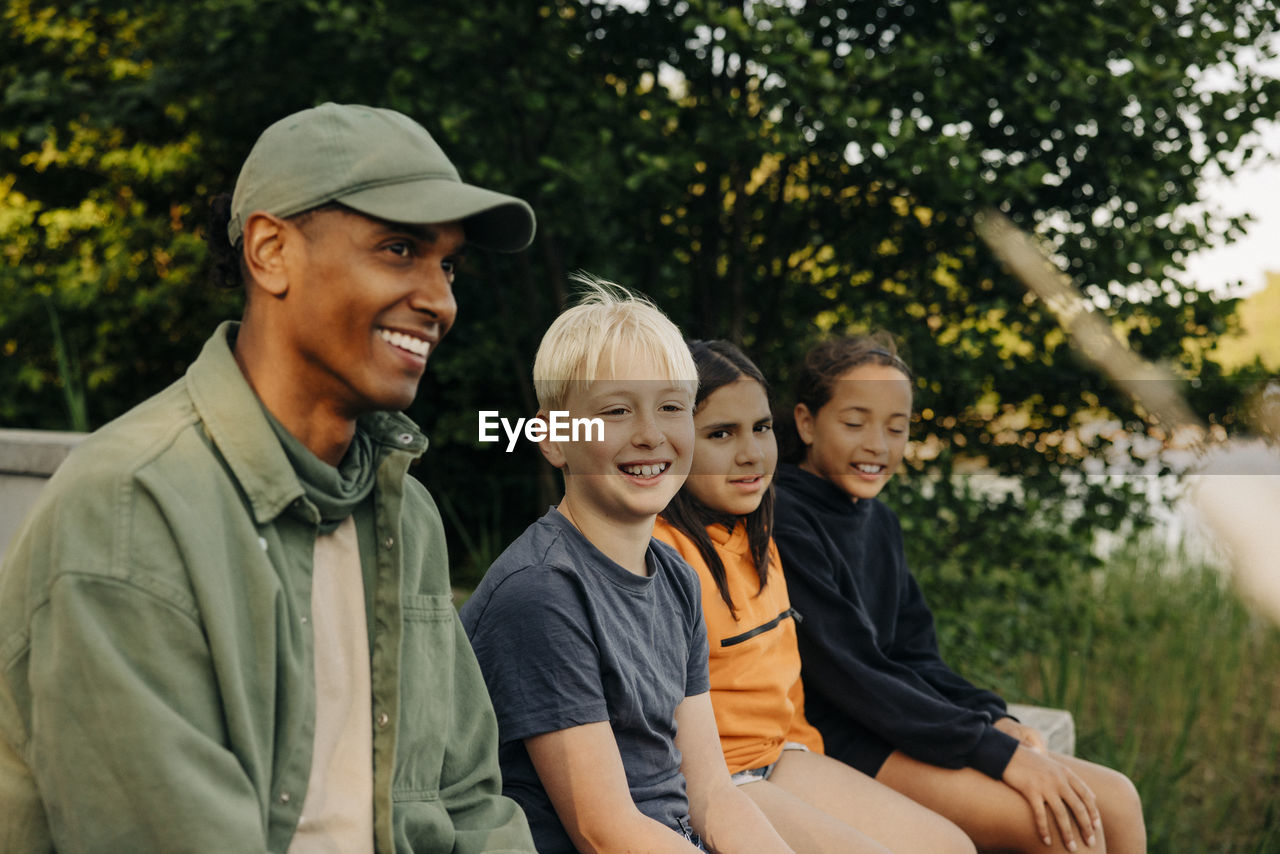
[655, 340, 972, 854]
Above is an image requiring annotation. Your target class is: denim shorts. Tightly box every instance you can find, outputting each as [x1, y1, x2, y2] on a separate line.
[676, 815, 704, 849]
[729, 741, 810, 786]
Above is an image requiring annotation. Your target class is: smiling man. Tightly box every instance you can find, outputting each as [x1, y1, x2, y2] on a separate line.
[0, 103, 537, 853]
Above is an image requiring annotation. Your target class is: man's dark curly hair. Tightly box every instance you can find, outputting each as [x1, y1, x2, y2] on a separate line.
[207, 193, 244, 290]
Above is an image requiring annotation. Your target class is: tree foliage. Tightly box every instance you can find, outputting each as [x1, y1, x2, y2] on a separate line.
[3, 0, 1278, 593]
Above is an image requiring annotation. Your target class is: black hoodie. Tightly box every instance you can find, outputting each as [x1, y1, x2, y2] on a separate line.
[773, 464, 1019, 780]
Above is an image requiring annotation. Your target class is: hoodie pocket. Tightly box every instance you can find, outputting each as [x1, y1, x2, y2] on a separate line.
[720, 607, 800, 648]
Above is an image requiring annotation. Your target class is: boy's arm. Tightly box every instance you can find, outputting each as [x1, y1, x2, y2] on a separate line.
[525, 723, 701, 854]
[675, 692, 794, 854]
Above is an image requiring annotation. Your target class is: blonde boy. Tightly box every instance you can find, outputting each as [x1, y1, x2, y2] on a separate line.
[461, 278, 795, 853]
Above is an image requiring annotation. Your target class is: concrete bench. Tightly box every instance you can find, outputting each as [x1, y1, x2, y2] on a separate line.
[1, 429, 1080, 762]
[0, 429, 86, 560]
[1006, 703, 1076, 756]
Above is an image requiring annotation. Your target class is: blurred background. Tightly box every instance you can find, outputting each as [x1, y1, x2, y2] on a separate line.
[3, 1, 1279, 848]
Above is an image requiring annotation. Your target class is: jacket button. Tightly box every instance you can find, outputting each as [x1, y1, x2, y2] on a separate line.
[382, 536, 394, 550]
[279, 791, 291, 805]
[376, 712, 390, 728]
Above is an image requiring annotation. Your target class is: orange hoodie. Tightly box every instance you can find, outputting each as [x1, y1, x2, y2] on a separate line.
[654, 518, 823, 773]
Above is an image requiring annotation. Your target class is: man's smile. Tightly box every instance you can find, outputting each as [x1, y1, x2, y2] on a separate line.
[377, 327, 434, 359]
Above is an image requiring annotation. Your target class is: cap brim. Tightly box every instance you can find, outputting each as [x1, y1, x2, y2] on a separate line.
[337, 178, 536, 252]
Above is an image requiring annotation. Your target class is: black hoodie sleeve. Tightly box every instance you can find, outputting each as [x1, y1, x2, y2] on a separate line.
[774, 475, 1018, 779]
[889, 559, 1012, 723]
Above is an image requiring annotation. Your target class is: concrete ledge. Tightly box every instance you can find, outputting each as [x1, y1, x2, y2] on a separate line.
[1007, 703, 1076, 756]
[1, 429, 87, 560]
[0, 429, 86, 476]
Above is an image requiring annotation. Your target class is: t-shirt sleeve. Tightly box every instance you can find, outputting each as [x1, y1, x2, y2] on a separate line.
[654, 539, 711, 699]
[685, 590, 711, 698]
[463, 566, 611, 743]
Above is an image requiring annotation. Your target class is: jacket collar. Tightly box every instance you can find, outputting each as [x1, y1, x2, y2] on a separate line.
[776, 463, 869, 518]
[185, 321, 428, 525]
[706, 519, 746, 548]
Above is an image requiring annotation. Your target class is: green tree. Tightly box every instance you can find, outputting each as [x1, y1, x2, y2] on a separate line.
[3, 0, 1277, 596]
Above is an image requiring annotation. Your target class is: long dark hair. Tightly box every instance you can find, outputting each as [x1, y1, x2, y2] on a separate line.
[662, 340, 774, 621]
[778, 332, 913, 464]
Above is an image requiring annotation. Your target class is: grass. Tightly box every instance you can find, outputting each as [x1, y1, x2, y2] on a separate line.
[1001, 544, 1280, 853]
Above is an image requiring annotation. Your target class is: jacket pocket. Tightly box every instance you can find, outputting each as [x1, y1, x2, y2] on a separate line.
[392, 593, 456, 801]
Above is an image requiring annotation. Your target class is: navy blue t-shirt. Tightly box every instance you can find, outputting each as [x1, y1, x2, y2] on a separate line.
[460, 508, 711, 853]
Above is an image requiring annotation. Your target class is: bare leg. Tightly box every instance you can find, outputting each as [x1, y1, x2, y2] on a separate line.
[741, 749, 975, 854]
[876, 750, 1145, 854]
[1053, 755, 1145, 854]
[739, 779, 895, 854]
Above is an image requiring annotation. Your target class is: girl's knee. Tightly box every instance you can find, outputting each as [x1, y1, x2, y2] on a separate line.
[1091, 765, 1144, 824]
[1113, 770, 1143, 815]
[949, 828, 979, 854]
[1061, 762, 1144, 854]
[927, 813, 977, 854]
[1099, 770, 1146, 852]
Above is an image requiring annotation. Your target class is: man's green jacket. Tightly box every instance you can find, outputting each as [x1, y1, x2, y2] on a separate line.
[0, 323, 533, 853]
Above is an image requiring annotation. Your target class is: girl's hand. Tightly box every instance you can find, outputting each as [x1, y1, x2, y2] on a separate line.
[995, 716, 1049, 752]
[1002, 746, 1101, 850]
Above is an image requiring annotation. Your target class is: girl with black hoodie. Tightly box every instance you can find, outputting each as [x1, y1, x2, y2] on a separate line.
[773, 334, 1146, 854]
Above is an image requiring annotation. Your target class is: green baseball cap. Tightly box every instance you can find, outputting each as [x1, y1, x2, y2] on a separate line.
[228, 102, 535, 252]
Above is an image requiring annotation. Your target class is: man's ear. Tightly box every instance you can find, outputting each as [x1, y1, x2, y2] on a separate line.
[242, 212, 292, 298]
[794, 402, 816, 447]
[535, 412, 568, 470]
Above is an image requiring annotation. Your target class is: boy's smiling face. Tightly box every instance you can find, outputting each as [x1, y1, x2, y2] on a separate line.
[542, 349, 695, 532]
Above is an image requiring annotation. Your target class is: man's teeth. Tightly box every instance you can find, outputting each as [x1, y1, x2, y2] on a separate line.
[378, 329, 430, 357]
[622, 463, 668, 477]
[855, 463, 883, 474]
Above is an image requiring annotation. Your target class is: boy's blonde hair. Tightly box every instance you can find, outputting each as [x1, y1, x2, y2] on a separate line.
[533, 273, 697, 412]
